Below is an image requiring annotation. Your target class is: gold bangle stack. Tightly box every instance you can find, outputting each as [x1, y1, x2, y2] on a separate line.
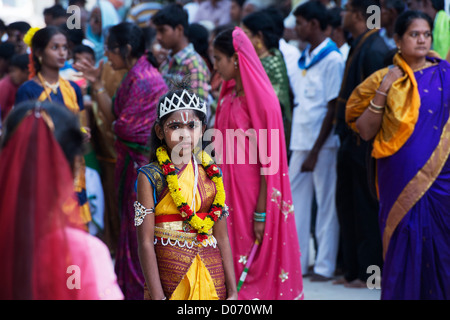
[368, 99, 385, 114]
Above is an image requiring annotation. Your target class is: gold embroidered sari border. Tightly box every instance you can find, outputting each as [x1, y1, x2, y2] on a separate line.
[382, 115, 450, 259]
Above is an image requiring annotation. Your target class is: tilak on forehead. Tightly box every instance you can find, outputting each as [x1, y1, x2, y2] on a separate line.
[158, 89, 207, 120]
[164, 111, 202, 127]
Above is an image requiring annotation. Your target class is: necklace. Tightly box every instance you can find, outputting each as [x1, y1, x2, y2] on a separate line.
[38, 72, 60, 95]
[412, 61, 432, 72]
[156, 146, 226, 242]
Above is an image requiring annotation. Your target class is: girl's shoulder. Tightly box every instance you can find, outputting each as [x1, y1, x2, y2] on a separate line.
[138, 162, 166, 195]
[138, 161, 163, 176]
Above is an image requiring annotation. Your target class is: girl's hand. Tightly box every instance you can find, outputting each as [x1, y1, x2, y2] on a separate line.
[226, 291, 238, 300]
[253, 221, 265, 244]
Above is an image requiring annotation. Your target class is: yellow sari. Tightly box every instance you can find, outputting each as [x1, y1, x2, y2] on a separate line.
[141, 160, 226, 300]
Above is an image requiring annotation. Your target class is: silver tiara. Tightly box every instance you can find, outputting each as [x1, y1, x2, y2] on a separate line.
[159, 89, 207, 119]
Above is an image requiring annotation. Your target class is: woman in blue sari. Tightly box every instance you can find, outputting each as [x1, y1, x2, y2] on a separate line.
[16, 26, 91, 227]
[346, 10, 450, 299]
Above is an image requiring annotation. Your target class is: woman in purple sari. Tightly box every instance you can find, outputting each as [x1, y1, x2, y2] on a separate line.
[76, 22, 168, 299]
[346, 11, 450, 299]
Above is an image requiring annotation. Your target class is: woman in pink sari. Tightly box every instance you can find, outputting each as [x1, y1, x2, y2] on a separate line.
[212, 27, 303, 300]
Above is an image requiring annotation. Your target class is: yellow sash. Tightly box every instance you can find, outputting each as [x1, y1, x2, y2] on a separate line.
[346, 53, 422, 158]
[37, 76, 91, 225]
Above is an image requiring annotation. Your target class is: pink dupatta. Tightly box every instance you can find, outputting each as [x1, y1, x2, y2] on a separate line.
[215, 27, 303, 300]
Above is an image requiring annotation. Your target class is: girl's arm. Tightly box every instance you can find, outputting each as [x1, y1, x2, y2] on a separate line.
[213, 217, 238, 300]
[253, 175, 267, 244]
[136, 173, 166, 300]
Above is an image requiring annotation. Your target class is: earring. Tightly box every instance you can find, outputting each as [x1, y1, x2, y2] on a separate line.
[234, 61, 238, 69]
[397, 47, 402, 54]
[38, 56, 43, 64]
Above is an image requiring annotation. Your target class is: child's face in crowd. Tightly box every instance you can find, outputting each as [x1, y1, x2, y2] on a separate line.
[157, 110, 205, 159]
[74, 52, 95, 67]
[9, 66, 29, 86]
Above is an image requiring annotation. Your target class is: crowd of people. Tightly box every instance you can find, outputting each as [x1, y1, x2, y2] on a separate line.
[0, 0, 449, 300]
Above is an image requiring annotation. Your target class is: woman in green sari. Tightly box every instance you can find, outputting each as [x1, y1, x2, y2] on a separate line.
[241, 10, 292, 149]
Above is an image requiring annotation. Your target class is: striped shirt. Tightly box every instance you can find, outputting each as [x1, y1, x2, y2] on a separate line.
[126, 2, 163, 28]
[159, 43, 210, 104]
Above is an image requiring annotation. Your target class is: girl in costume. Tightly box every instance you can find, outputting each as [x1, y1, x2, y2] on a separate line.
[135, 80, 238, 300]
[346, 10, 450, 299]
[15, 26, 91, 228]
[212, 27, 303, 300]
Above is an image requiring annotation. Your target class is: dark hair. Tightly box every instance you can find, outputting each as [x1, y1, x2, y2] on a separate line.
[0, 19, 6, 32]
[348, 0, 381, 19]
[141, 26, 157, 51]
[213, 27, 235, 57]
[60, 24, 85, 47]
[262, 6, 285, 39]
[148, 77, 207, 162]
[106, 22, 158, 68]
[231, 0, 246, 7]
[293, 0, 328, 31]
[383, 0, 407, 15]
[73, 44, 95, 61]
[0, 42, 15, 61]
[430, 0, 445, 11]
[43, 4, 68, 19]
[10, 53, 29, 71]
[31, 26, 68, 75]
[188, 23, 213, 70]
[242, 11, 280, 49]
[394, 10, 434, 38]
[6, 21, 31, 34]
[1, 101, 83, 167]
[151, 3, 189, 37]
[327, 7, 343, 28]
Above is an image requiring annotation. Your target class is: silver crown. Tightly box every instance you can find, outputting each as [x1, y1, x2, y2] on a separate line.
[159, 89, 207, 119]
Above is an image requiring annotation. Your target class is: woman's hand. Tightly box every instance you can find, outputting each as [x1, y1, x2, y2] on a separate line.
[379, 66, 404, 93]
[253, 221, 265, 244]
[73, 58, 104, 86]
[301, 150, 319, 172]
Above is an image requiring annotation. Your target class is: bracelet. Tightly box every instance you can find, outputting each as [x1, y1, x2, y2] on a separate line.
[370, 99, 385, 110]
[254, 212, 266, 222]
[368, 105, 384, 114]
[95, 87, 106, 95]
[376, 90, 388, 96]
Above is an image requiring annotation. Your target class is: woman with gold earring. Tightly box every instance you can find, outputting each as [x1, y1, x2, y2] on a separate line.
[241, 10, 292, 149]
[346, 10, 450, 300]
[16, 26, 92, 230]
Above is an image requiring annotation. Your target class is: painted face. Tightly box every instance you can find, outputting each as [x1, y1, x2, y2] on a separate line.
[158, 110, 204, 159]
[395, 18, 432, 60]
[42, 33, 68, 69]
[213, 48, 238, 81]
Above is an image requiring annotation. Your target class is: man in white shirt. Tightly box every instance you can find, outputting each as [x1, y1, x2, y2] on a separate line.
[289, 1, 344, 281]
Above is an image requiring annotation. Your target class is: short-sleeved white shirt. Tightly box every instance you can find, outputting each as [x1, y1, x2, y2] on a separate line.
[290, 38, 344, 151]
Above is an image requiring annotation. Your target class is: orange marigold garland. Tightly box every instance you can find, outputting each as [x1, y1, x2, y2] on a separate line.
[156, 146, 225, 242]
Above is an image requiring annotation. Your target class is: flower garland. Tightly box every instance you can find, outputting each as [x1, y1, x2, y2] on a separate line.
[156, 146, 225, 242]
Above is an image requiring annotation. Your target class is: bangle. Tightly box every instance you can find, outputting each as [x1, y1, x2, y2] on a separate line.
[95, 87, 105, 95]
[254, 212, 266, 222]
[376, 90, 388, 96]
[370, 99, 385, 110]
[368, 105, 384, 114]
